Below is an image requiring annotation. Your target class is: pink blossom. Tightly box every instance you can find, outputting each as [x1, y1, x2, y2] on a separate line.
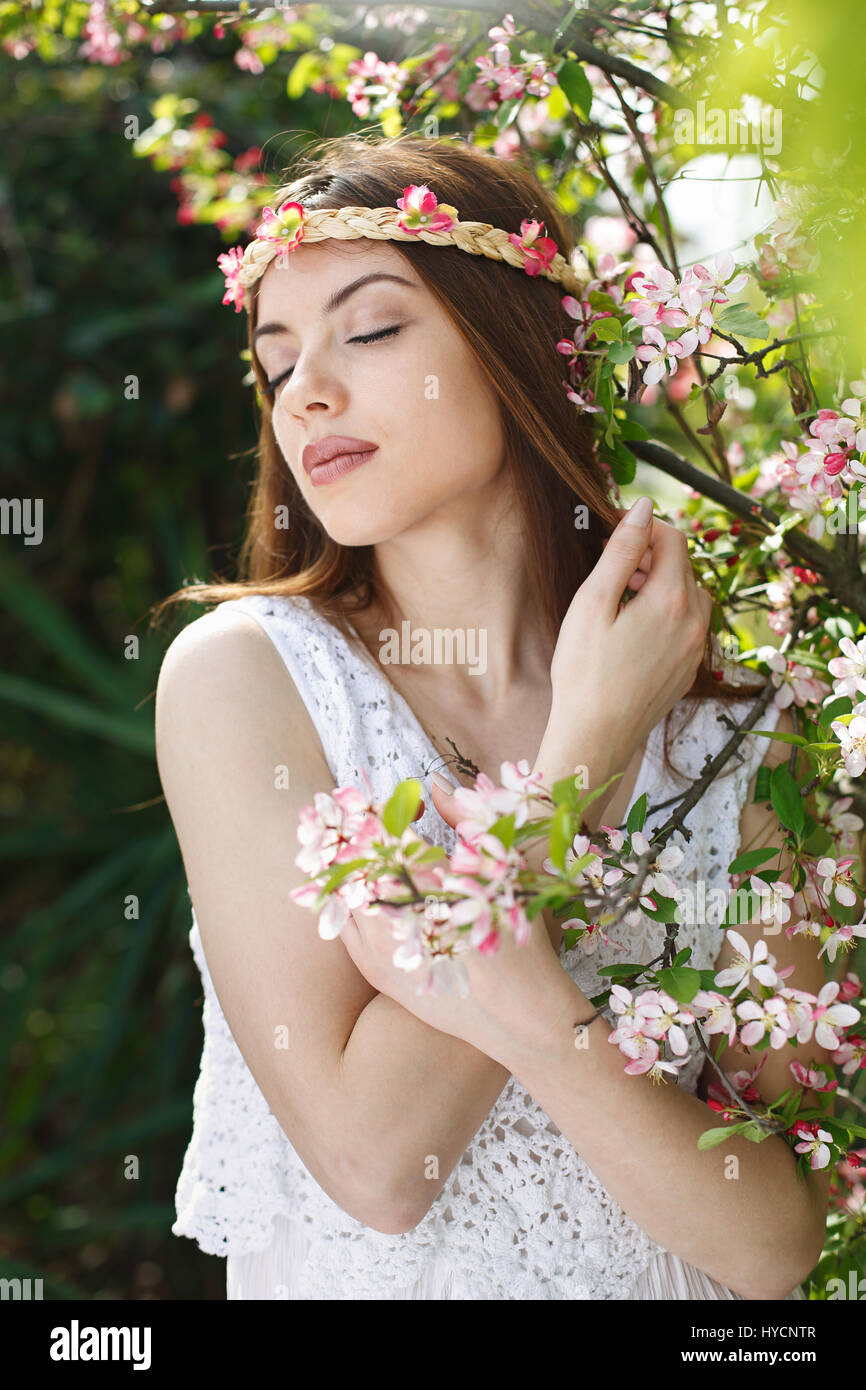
[789, 1060, 838, 1092]
[758, 646, 830, 708]
[509, 218, 559, 276]
[715, 929, 783, 995]
[792, 1123, 833, 1170]
[692, 989, 738, 1045]
[451, 772, 525, 844]
[830, 714, 866, 778]
[396, 184, 458, 235]
[672, 285, 715, 356]
[819, 918, 866, 963]
[633, 989, 696, 1055]
[624, 830, 685, 903]
[838, 972, 864, 1003]
[635, 326, 684, 387]
[831, 1033, 866, 1076]
[749, 875, 797, 930]
[254, 198, 305, 248]
[609, 1028, 662, 1075]
[816, 855, 858, 909]
[827, 635, 866, 700]
[217, 246, 246, 313]
[802, 981, 861, 1049]
[691, 252, 750, 301]
[736, 996, 793, 1049]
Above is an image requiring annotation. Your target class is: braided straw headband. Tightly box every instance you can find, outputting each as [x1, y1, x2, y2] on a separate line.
[218, 182, 591, 316]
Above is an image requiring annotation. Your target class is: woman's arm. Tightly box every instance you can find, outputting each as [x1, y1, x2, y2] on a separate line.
[484, 705, 831, 1300]
[156, 611, 514, 1235]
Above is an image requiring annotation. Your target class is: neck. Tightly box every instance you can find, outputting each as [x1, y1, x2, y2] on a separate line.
[352, 484, 554, 706]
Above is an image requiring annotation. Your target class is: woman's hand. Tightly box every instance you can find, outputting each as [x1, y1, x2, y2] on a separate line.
[338, 787, 570, 1064]
[548, 495, 713, 771]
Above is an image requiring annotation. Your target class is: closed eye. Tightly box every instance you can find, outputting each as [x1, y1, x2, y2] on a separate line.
[261, 325, 403, 398]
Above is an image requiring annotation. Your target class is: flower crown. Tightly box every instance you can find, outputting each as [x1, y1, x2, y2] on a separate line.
[217, 182, 590, 314]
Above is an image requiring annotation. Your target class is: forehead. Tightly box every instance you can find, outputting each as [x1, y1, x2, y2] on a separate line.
[254, 238, 419, 322]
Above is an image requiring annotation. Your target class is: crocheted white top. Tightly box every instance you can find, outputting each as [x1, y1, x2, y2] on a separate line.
[171, 592, 794, 1300]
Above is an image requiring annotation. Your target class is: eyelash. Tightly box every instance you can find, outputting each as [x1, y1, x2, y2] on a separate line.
[262, 325, 403, 397]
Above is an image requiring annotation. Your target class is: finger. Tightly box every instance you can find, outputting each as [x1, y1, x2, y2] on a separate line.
[608, 543, 652, 592]
[630, 516, 696, 604]
[602, 533, 652, 564]
[429, 772, 462, 829]
[584, 497, 657, 621]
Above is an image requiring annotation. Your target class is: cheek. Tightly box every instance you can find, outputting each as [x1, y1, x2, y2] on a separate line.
[395, 341, 503, 479]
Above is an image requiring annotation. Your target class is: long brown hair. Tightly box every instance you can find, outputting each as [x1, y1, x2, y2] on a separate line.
[149, 131, 767, 782]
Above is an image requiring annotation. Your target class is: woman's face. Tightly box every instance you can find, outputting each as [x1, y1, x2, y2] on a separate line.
[253, 238, 507, 546]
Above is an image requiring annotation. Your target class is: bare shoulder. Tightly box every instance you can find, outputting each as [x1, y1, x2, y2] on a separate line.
[157, 605, 290, 713]
[155, 604, 330, 800]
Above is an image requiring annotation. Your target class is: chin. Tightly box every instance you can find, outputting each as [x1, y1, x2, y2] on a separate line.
[314, 502, 410, 548]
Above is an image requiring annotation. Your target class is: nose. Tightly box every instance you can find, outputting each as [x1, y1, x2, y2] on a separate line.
[278, 339, 348, 419]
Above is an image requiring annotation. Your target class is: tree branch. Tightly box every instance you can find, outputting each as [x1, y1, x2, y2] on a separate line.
[630, 440, 866, 622]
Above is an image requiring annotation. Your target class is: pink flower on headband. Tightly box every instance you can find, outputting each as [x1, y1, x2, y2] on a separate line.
[396, 184, 458, 234]
[253, 198, 306, 249]
[218, 246, 246, 313]
[510, 218, 558, 276]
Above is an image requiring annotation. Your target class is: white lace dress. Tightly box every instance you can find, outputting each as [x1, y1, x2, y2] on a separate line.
[171, 592, 808, 1301]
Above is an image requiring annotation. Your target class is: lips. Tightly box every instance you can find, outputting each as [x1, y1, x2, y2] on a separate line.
[302, 435, 379, 474]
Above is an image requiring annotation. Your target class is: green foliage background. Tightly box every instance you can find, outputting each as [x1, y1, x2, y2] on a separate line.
[0, 25, 363, 1300]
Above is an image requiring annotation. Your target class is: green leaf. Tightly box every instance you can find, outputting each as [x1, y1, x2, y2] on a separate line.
[287, 52, 323, 100]
[316, 857, 370, 897]
[740, 1121, 772, 1142]
[727, 846, 780, 875]
[597, 961, 648, 978]
[552, 773, 583, 808]
[770, 763, 805, 837]
[0, 673, 153, 756]
[592, 316, 623, 342]
[588, 291, 618, 314]
[640, 892, 681, 923]
[626, 793, 647, 834]
[752, 729, 809, 746]
[382, 778, 422, 837]
[819, 696, 852, 730]
[607, 341, 635, 364]
[549, 803, 573, 871]
[657, 965, 701, 1003]
[557, 60, 593, 120]
[618, 417, 649, 439]
[723, 887, 761, 926]
[488, 812, 516, 849]
[698, 1123, 747, 1150]
[715, 302, 769, 341]
[410, 844, 447, 865]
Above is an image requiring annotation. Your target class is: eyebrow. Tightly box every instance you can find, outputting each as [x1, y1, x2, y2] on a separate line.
[252, 272, 418, 345]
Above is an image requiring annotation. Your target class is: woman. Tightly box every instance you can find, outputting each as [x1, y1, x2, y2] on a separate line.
[153, 134, 832, 1299]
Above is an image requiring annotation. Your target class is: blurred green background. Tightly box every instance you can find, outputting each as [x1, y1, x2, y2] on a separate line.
[0, 23, 329, 1301]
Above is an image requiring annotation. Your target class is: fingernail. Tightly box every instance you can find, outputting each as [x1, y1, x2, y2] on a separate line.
[431, 771, 455, 796]
[623, 496, 653, 528]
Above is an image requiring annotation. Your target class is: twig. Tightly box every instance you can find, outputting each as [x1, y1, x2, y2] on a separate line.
[692, 1022, 785, 1136]
[629, 440, 866, 622]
